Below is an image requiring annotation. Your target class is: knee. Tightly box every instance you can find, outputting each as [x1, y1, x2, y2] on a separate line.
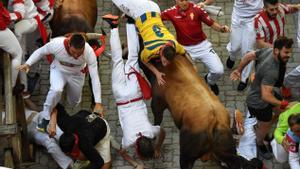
[211, 66, 224, 77]
[49, 87, 63, 96]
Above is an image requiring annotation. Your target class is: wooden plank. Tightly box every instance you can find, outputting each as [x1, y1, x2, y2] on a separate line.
[3, 52, 14, 124]
[16, 92, 31, 162]
[0, 124, 18, 135]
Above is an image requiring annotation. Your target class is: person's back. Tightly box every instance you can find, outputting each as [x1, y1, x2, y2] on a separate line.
[56, 104, 111, 169]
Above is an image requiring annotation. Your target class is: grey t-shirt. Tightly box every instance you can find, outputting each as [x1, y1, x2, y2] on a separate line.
[246, 48, 280, 109]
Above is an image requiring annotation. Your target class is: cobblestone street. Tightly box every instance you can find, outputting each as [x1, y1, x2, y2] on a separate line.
[1, 0, 300, 168]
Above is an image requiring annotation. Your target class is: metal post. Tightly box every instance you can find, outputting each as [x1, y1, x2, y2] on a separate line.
[3, 52, 15, 124]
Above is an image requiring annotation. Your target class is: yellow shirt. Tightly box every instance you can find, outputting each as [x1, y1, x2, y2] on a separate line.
[135, 12, 185, 62]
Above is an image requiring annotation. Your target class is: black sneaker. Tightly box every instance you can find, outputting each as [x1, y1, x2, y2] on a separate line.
[102, 14, 119, 28]
[125, 15, 135, 24]
[36, 118, 50, 133]
[257, 144, 273, 160]
[226, 57, 235, 69]
[205, 74, 219, 95]
[237, 79, 248, 91]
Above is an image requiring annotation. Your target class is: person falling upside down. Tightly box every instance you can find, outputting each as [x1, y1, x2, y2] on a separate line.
[102, 15, 166, 168]
[104, 0, 188, 86]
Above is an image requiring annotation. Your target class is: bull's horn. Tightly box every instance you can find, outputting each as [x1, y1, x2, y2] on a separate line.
[86, 33, 103, 40]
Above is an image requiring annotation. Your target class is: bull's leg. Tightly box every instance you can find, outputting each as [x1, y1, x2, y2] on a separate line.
[179, 129, 210, 169]
[212, 126, 241, 169]
[151, 96, 167, 125]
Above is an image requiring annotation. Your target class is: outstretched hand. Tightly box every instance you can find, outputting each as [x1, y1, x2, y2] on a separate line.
[93, 103, 104, 117]
[17, 64, 30, 73]
[155, 72, 166, 86]
[230, 69, 241, 81]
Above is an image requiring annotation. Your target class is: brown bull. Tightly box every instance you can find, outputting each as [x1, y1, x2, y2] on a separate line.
[50, 0, 97, 37]
[141, 55, 262, 169]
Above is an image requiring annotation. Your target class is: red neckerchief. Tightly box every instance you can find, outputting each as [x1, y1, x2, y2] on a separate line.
[70, 134, 80, 159]
[63, 38, 72, 56]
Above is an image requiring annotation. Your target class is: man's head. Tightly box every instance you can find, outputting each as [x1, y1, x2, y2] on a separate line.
[288, 113, 300, 137]
[273, 36, 293, 63]
[159, 42, 176, 66]
[135, 135, 155, 160]
[264, 0, 279, 19]
[59, 132, 83, 159]
[176, 0, 189, 10]
[68, 34, 85, 59]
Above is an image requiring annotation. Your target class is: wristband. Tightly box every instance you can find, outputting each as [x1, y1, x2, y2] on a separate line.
[280, 100, 289, 109]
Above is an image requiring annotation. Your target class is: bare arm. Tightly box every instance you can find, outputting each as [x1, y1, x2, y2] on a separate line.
[185, 53, 197, 71]
[154, 128, 166, 158]
[198, 0, 215, 7]
[48, 108, 58, 138]
[142, 61, 166, 86]
[119, 149, 145, 169]
[287, 3, 300, 11]
[256, 39, 273, 49]
[230, 51, 257, 81]
[261, 85, 282, 106]
[210, 22, 230, 33]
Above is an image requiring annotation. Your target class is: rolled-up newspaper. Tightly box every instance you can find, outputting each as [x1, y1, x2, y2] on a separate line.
[203, 5, 224, 16]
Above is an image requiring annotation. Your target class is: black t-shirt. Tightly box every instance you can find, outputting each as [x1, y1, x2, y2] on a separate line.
[56, 104, 107, 169]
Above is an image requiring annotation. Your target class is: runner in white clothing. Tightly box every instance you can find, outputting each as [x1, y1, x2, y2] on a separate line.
[9, 0, 48, 101]
[17, 33, 104, 132]
[0, 2, 22, 88]
[0, 108, 73, 169]
[107, 17, 165, 167]
[226, 0, 264, 91]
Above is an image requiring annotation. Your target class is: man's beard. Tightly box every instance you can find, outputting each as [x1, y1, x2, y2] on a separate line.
[278, 53, 288, 65]
[267, 12, 276, 19]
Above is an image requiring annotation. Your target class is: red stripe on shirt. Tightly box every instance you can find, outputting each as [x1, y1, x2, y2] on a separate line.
[12, 0, 24, 5]
[14, 11, 22, 20]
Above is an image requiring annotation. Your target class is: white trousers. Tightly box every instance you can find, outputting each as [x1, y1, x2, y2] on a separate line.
[227, 13, 256, 82]
[0, 28, 22, 87]
[39, 64, 85, 121]
[15, 18, 38, 92]
[237, 110, 257, 160]
[271, 139, 300, 169]
[111, 24, 157, 148]
[183, 40, 224, 85]
[112, 0, 160, 19]
[26, 111, 73, 169]
[111, 24, 141, 101]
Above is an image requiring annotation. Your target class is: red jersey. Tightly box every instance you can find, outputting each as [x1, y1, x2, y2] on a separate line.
[254, 3, 293, 44]
[161, 2, 214, 46]
[0, 2, 11, 30]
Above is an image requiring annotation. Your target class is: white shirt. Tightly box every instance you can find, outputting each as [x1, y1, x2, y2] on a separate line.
[233, 0, 263, 17]
[8, 0, 39, 20]
[26, 37, 102, 103]
[118, 100, 160, 149]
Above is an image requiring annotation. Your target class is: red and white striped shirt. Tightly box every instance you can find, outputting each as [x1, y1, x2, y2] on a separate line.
[254, 4, 293, 44]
